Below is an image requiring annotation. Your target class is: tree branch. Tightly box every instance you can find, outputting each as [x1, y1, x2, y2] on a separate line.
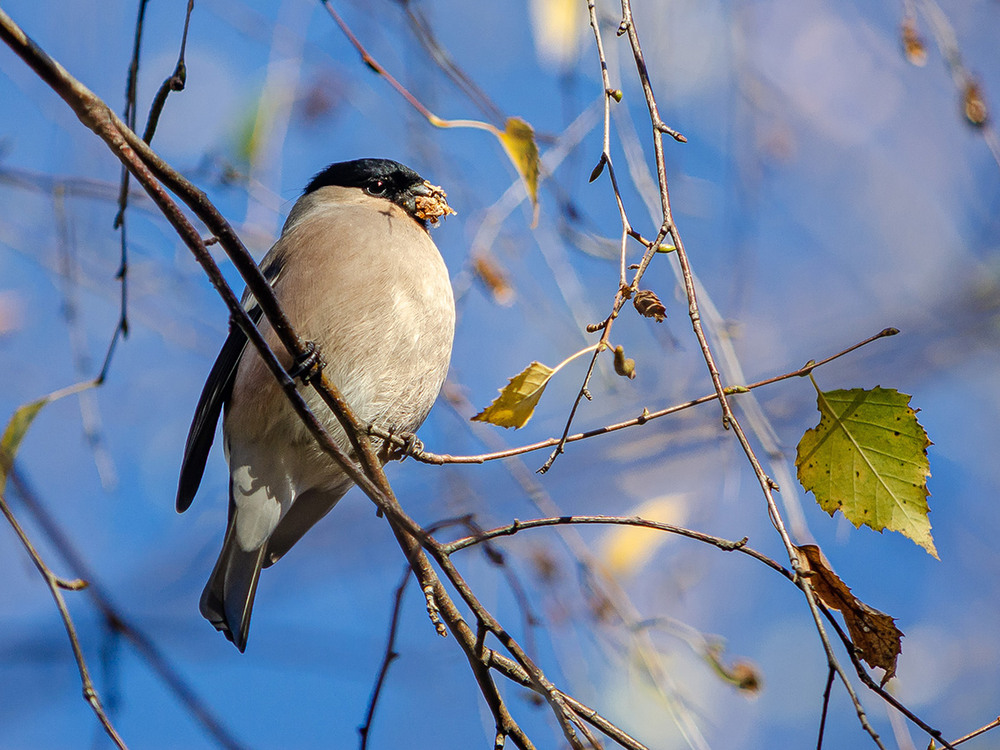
[0, 491, 127, 750]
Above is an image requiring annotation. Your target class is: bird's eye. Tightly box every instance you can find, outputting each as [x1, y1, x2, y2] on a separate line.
[367, 180, 387, 196]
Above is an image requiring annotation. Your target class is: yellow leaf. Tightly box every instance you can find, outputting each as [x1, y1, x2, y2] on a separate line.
[498, 117, 540, 226]
[528, 0, 587, 67]
[601, 496, 688, 577]
[472, 361, 555, 429]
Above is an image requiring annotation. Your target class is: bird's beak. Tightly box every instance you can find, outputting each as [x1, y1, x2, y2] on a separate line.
[412, 180, 456, 226]
[411, 181, 435, 198]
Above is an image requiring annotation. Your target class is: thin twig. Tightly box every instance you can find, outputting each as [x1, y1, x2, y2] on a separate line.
[443, 515, 776, 571]
[8, 468, 248, 750]
[0, 492, 127, 750]
[140, 0, 194, 145]
[816, 666, 835, 750]
[359, 566, 411, 750]
[108, 0, 151, 348]
[385, 327, 899, 465]
[940, 716, 1000, 748]
[104, 0, 194, 385]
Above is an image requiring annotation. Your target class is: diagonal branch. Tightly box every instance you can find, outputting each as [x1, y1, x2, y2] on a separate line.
[7, 467, 247, 750]
[0, 491, 127, 750]
[0, 10, 640, 749]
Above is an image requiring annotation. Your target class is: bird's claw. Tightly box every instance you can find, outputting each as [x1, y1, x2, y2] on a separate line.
[380, 428, 423, 461]
[289, 341, 324, 383]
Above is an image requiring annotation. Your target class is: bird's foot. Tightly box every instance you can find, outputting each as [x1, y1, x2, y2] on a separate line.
[289, 341, 325, 383]
[376, 427, 424, 461]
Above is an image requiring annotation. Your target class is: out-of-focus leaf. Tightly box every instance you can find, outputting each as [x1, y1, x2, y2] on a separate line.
[528, 0, 586, 67]
[497, 117, 540, 225]
[1, 399, 47, 492]
[795, 544, 903, 685]
[472, 252, 515, 306]
[963, 80, 988, 127]
[1, 380, 96, 492]
[901, 17, 927, 67]
[795, 386, 936, 557]
[705, 643, 762, 694]
[472, 361, 555, 429]
[600, 496, 688, 577]
[233, 90, 276, 164]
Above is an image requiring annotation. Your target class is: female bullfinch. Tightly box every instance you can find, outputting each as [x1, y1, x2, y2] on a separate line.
[176, 159, 456, 652]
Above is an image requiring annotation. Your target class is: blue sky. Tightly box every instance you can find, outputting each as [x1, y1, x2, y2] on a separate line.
[1, 1, 999, 748]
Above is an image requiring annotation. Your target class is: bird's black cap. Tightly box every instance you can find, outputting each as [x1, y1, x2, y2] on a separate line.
[304, 158, 432, 224]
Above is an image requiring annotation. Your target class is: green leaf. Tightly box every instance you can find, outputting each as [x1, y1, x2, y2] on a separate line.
[1, 380, 97, 493]
[795, 386, 936, 557]
[472, 361, 555, 429]
[1, 398, 49, 493]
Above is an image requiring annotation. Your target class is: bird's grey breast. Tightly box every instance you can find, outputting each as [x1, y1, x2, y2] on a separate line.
[277, 192, 455, 435]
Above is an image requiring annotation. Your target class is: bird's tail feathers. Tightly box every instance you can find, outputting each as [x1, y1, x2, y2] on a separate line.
[200, 520, 267, 653]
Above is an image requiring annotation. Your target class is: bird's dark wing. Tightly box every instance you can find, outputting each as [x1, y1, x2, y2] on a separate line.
[175, 306, 263, 512]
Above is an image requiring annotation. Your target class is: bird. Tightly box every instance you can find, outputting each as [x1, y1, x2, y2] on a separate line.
[176, 158, 456, 652]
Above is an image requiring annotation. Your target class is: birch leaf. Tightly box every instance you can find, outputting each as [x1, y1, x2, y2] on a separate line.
[796, 386, 935, 557]
[498, 117, 540, 225]
[0, 399, 47, 492]
[473, 361, 555, 429]
[1, 380, 96, 492]
[795, 544, 903, 685]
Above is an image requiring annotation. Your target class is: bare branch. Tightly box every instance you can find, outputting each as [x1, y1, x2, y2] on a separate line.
[385, 327, 898, 465]
[0, 491, 127, 750]
[359, 566, 410, 750]
[7, 468, 248, 750]
[443, 514, 774, 570]
[816, 667, 835, 750]
[0, 12, 637, 749]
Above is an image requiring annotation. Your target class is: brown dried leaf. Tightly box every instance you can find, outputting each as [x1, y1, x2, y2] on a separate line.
[901, 17, 927, 67]
[795, 544, 903, 685]
[963, 80, 988, 127]
[633, 289, 666, 322]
